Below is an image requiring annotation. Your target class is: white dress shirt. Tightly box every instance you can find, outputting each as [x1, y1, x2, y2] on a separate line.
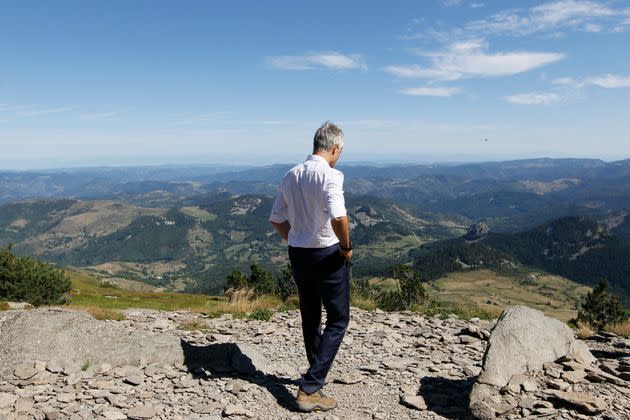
[269, 154, 347, 248]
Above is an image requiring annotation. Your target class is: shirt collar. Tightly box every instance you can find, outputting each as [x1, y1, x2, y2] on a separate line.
[306, 154, 328, 164]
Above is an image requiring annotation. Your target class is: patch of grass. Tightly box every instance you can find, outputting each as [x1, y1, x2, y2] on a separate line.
[350, 295, 377, 311]
[0, 301, 8, 311]
[81, 360, 91, 371]
[66, 269, 222, 313]
[575, 323, 595, 340]
[416, 301, 496, 321]
[79, 306, 126, 321]
[178, 319, 209, 331]
[99, 279, 120, 289]
[606, 320, 630, 338]
[180, 206, 217, 221]
[248, 308, 273, 321]
[427, 269, 590, 322]
[207, 290, 281, 318]
[277, 295, 300, 312]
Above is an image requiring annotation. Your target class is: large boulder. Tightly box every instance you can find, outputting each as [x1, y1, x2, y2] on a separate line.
[469, 306, 597, 419]
[0, 308, 186, 375]
[0, 307, 270, 378]
[477, 306, 595, 387]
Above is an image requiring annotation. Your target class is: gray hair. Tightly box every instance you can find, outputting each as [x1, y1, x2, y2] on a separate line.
[313, 121, 344, 153]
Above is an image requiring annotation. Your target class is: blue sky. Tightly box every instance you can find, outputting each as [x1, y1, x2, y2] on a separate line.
[1, 0, 630, 169]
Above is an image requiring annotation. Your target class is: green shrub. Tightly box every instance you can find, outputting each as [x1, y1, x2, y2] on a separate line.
[376, 265, 428, 311]
[249, 264, 275, 295]
[577, 280, 627, 331]
[226, 270, 249, 290]
[350, 275, 372, 299]
[225, 264, 275, 297]
[0, 245, 71, 306]
[276, 264, 297, 301]
[248, 308, 273, 321]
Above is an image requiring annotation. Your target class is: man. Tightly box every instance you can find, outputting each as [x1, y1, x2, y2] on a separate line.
[269, 121, 352, 412]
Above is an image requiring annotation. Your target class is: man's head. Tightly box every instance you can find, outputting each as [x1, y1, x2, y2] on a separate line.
[313, 121, 344, 167]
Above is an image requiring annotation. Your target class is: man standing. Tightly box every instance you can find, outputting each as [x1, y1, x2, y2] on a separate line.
[269, 121, 352, 412]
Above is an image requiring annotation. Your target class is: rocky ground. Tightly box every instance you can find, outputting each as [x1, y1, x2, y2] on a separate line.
[0, 307, 629, 420]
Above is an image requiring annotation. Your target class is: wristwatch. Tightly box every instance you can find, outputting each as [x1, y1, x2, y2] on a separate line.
[340, 243, 352, 251]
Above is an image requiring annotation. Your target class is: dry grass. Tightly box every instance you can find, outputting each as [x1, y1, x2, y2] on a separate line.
[351, 295, 377, 311]
[78, 306, 127, 321]
[178, 319, 210, 331]
[606, 320, 630, 338]
[0, 301, 8, 311]
[211, 288, 281, 317]
[575, 323, 595, 339]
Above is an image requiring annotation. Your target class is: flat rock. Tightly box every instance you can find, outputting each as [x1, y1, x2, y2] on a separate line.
[334, 371, 363, 384]
[223, 404, 253, 417]
[0, 392, 18, 410]
[400, 394, 427, 410]
[127, 405, 157, 419]
[544, 390, 608, 414]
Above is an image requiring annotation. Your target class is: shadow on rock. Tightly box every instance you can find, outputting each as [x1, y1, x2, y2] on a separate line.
[590, 349, 630, 359]
[419, 376, 475, 419]
[180, 339, 299, 411]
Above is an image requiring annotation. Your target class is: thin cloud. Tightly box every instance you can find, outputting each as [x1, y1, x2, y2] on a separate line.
[465, 0, 625, 36]
[471, 3, 485, 8]
[583, 23, 602, 32]
[80, 110, 127, 120]
[0, 104, 73, 117]
[383, 65, 461, 80]
[505, 92, 562, 105]
[268, 52, 367, 71]
[553, 73, 630, 89]
[385, 39, 564, 81]
[441, 0, 462, 7]
[588, 74, 630, 88]
[399, 86, 461, 97]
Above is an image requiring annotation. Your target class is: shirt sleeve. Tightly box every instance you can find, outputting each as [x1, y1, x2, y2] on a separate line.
[325, 170, 347, 219]
[269, 186, 289, 223]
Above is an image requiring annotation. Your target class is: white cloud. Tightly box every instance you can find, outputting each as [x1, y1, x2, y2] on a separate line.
[268, 52, 367, 71]
[441, 0, 462, 7]
[552, 77, 581, 87]
[399, 86, 461, 97]
[471, 3, 485, 9]
[587, 74, 630, 88]
[427, 40, 565, 77]
[386, 39, 564, 81]
[80, 110, 126, 120]
[383, 65, 461, 80]
[505, 92, 562, 105]
[553, 73, 630, 89]
[463, 1, 626, 37]
[583, 23, 602, 32]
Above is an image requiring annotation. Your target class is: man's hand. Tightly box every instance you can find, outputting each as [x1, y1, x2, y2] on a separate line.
[331, 215, 352, 262]
[339, 248, 353, 262]
[270, 220, 290, 241]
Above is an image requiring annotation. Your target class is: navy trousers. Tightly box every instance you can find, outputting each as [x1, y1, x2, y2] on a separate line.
[288, 243, 350, 394]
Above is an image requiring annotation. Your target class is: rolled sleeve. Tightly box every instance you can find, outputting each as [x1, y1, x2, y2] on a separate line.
[269, 189, 289, 223]
[326, 171, 346, 219]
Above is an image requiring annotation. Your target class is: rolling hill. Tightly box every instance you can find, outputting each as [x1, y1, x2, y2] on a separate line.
[0, 193, 462, 294]
[410, 216, 630, 306]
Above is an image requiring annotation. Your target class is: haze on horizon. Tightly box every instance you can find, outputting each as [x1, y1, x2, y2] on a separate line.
[2, 0, 630, 171]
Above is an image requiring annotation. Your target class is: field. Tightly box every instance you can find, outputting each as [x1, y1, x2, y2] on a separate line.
[428, 269, 591, 322]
